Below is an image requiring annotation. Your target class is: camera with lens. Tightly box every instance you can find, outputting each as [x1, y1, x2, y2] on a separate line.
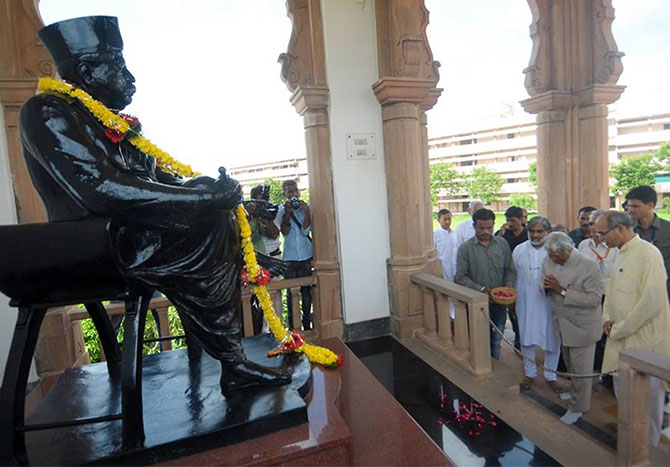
[290, 196, 302, 210]
[245, 184, 278, 220]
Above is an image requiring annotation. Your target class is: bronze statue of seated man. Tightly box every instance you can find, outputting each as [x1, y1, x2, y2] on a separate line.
[20, 16, 290, 394]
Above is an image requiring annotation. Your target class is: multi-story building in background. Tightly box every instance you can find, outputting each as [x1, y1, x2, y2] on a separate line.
[228, 157, 309, 196]
[229, 112, 670, 209]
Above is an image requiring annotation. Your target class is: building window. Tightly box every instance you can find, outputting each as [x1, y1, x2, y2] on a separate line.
[461, 160, 473, 166]
[664, 123, 670, 130]
[460, 138, 476, 145]
[508, 155, 516, 162]
[506, 133, 515, 139]
[507, 178, 515, 183]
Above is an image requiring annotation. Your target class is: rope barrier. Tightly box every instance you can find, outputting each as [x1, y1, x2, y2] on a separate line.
[481, 306, 617, 379]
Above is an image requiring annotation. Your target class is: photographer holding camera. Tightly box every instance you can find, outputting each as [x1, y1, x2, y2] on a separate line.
[279, 179, 313, 330]
[247, 185, 281, 257]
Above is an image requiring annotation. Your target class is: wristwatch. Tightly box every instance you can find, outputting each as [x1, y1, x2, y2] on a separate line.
[560, 289, 567, 297]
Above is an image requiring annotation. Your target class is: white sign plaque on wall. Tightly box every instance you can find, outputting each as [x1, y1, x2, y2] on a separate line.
[346, 133, 376, 160]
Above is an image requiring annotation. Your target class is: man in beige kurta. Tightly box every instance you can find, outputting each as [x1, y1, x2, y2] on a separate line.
[542, 232, 603, 425]
[598, 211, 670, 447]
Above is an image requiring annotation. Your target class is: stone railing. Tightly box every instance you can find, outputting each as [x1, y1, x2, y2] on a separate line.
[240, 275, 318, 340]
[409, 272, 491, 375]
[67, 276, 318, 361]
[617, 348, 670, 466]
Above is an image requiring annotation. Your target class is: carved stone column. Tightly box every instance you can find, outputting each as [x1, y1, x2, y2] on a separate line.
[521, 0, 624, 227]
[0, 0, 52, 224]
[374, 0, 442, 337]
[280, 0, 343, 339]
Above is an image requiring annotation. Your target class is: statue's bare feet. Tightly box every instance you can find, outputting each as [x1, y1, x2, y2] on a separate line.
[220, 360, 291, 394]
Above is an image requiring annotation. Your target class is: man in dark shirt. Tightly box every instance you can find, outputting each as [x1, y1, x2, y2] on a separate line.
[625, 185, 670, 298]
[496, 206, 528, 350]
[455, 209, 517, 359]
[568, 206, 596, 247]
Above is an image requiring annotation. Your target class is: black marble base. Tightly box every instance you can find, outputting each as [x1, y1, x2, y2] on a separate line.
[24, 334, 311, 465]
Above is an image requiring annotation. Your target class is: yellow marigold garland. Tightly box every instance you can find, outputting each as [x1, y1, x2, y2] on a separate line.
[236, 205, 342, 368]
[37, 77, 199, 178]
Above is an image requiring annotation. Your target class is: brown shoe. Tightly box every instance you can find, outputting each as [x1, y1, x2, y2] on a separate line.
[547, 380, 562, 394]
[520, 376, 534, 390]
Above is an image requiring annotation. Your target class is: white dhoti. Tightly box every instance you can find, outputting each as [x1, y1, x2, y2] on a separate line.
[513, 241, 560, 379]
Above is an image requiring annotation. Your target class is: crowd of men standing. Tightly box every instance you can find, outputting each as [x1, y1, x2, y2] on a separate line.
[433, 185, 670, 444]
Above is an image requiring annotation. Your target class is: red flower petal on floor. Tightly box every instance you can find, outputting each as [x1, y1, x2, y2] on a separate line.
[490, 421, 497, 427]
[437, 418, 443, 425]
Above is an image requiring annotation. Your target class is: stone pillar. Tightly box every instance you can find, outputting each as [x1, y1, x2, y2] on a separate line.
[373, 0, 442, 337]
[291, 86, 343, 339]
[521, 0, 624, 228]
[0, 0, 52, 223]
[280, 0, 343, 339]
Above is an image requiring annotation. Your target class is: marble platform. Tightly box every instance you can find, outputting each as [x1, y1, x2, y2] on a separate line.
[162, 338, 452, 466]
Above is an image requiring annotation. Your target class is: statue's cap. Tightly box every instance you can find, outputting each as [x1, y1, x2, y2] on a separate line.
[38, 16, 123, 66]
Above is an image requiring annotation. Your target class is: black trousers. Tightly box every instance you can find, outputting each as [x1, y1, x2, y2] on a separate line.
[284, 258, 313, 330]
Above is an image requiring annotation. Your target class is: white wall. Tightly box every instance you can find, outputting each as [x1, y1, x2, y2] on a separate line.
[321, 0, 391, 324]
[0, 104, 22, 381]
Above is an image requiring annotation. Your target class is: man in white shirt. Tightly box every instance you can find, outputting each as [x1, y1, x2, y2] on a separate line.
[434, 209, 455, 282]
[577, 209, 617, 388]
[513, 217, 561, 393]
[434, 209, 455, 318]
[452, 199, 485, 271]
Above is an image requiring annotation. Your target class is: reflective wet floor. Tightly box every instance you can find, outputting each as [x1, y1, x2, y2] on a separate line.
[347, 336, 560, 466]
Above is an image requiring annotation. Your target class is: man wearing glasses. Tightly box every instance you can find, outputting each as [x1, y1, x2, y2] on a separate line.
[597, 211, 670, 447]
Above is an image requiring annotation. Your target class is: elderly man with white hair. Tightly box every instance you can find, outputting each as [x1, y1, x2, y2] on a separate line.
[542, 232, 603, 425]
[513, 217, 561, 392]
[452, 199, 485, 271]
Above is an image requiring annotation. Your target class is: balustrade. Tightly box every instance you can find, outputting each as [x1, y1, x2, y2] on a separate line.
[617, 348, 670, 466]
[409, 272, 491, 375]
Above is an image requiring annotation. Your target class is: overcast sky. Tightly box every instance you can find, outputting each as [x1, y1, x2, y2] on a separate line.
[40, 0, 669, 175]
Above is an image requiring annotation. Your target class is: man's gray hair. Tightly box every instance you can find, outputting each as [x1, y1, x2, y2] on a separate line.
[590, 209, 608, 220]
[469, 199, 484, 211]
[544, 232, 575, 252]
[527, 216, 551, 231]
[604, 210, 635, 229]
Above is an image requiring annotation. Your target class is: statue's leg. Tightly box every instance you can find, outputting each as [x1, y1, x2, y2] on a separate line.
[164, 292, 291, 395]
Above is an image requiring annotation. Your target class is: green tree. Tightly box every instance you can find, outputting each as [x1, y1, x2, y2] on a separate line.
[263, 178, 286, 205]
[656, 141, 670, 170]
[528, 161, 537, 189]
[429, 162, 460, 206]
[464, 167, 505, 205]
[509, 193, 537, 211]
[610, 154, 660, 196]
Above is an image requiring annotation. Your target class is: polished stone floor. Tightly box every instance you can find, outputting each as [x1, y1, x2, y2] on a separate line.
[347, 336, 560, 466]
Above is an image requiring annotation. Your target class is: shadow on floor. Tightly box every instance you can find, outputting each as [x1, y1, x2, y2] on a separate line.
[347, 336, 560, 466]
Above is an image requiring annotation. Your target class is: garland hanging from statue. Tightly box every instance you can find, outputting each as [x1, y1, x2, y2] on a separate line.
[236, 205, 342, 368]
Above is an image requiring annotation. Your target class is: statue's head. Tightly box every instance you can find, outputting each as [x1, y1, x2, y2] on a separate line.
[39, 16, 135, 109]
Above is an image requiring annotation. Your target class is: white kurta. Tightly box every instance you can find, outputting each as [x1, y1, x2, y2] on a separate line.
[513, 240, 559, 351]
[452, 220, 475, 271]
[434, 227, 455, 281]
